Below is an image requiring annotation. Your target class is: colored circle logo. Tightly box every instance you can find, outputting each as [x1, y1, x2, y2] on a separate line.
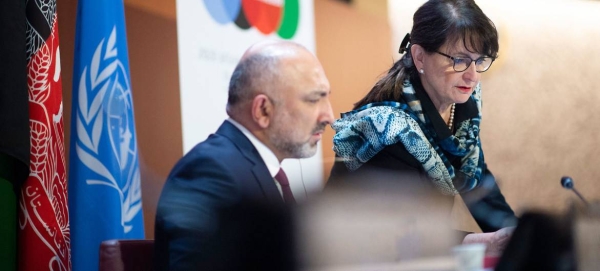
[203, 0, 299, 39]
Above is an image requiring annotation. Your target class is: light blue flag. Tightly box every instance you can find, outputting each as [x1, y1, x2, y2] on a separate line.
[69, 0, 144, 270]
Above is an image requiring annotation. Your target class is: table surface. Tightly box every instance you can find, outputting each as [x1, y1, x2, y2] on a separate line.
[303, 256, 495, 271]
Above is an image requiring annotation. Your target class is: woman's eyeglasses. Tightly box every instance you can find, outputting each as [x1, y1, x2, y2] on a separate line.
[435, 51, 495, 73]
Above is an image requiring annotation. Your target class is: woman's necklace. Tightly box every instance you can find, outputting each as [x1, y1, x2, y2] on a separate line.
[447, 103, 456, 131]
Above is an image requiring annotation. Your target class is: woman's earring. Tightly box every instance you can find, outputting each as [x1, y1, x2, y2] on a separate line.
[419, 69, 424, 74]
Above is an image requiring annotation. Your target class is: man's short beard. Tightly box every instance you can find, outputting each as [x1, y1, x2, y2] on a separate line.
[268, 114, 326, 159]
[269, 133, 317, 159]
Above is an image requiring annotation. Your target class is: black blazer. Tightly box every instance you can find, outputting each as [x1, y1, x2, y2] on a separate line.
[154, 121, 291, 270]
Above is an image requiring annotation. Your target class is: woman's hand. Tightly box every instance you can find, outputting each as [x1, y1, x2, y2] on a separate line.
[462, 227, 516, 256]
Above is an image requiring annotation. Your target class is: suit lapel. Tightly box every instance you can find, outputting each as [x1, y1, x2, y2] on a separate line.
[216, 121, 283, 203]
[250, 162, 283, 204]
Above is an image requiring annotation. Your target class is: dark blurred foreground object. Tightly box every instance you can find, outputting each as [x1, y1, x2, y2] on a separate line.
[155, 199, 296, 271]
[197, 201, 296, 271]
[99, 239, 154, 271]
[494, 210, 575, 271]
[495, 201, 600, 271]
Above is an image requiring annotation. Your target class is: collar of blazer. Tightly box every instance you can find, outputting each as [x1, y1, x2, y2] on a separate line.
[216, 121, 284, 204]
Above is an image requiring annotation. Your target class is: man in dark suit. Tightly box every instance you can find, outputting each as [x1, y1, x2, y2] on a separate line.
[154, 40, 334, 270]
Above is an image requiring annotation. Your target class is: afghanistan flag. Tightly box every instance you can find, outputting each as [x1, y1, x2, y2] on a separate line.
[69, 0, 145, 270]
[17, 0, 71, 270]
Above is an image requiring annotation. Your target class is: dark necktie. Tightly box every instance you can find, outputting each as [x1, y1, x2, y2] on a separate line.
[274, 168, 296, 204]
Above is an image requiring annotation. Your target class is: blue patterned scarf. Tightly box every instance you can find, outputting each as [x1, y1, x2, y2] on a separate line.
[331, 80, 484, 195]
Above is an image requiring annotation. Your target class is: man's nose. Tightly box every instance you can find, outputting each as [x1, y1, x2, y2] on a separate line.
[321, 100, 335, 125]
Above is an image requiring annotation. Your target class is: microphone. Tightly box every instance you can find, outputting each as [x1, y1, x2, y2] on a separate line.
[561, 176, 589, 206]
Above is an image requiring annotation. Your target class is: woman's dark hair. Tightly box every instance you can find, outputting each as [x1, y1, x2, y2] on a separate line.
[353, 0, 499, 109]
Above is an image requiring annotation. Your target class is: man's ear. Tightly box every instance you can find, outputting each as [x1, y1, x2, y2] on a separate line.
[411, 44, 425, 71]
[252, 94, 273, 129]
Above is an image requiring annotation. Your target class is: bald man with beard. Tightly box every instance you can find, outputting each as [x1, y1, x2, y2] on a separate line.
[154, 41, 334, 270]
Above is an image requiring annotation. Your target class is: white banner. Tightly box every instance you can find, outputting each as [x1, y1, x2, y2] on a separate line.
[176, 0, 322, 198]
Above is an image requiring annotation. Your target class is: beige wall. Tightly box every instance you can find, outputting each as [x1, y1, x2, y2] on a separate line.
[316, 0, 393, 180]
[478, 0, 600, 213]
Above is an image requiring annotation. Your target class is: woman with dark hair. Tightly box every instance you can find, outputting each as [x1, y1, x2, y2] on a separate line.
[329, 0, 517, 255]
